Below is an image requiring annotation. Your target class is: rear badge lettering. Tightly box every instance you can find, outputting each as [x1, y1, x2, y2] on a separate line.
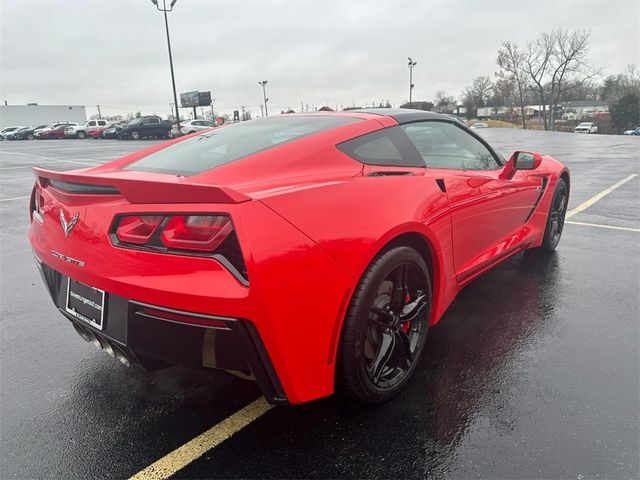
[51, 251, 85, 267]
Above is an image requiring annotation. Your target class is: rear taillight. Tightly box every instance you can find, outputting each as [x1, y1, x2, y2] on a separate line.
[112, 214, 247, 283]
[160, 215, 233, 251]
[115, 215, 163, 244]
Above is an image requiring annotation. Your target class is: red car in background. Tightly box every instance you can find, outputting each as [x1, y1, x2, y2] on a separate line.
[28, 110, 569, 405]
[35, 122, 78, 139]
[86, 122, 119, 139]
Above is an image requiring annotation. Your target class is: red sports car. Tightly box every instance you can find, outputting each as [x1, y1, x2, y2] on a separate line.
[28, 110, 569, 405]
[35, 122, 78, 139]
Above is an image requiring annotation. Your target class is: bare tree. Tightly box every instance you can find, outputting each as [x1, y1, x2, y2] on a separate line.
[524, 32, 554, 129]
[497, 41, 528, 128]
[471, 76, 493, 107]
[434, 90, 456, 112]
[548, 29, 598, 129]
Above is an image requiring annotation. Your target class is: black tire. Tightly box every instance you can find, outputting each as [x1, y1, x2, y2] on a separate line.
[533, 177, 568, 252]
[76, 131, 86, 139]
[26, 133, 34, 140]
[336, 246, 431, 403]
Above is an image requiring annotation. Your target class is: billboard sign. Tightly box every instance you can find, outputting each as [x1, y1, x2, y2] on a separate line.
[198, 91, 212, 106]
[180, 91, 212, 108]
[180, 91, 200, 108]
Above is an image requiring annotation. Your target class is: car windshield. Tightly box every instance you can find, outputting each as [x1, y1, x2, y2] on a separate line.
[127, 118, 142, 125]
[125, 115, 360, 175]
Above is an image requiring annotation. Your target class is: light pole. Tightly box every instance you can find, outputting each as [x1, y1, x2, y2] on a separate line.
[259, 80, 269, 116]
[408, 57, 417, 109]
[151, 0, 181, 133]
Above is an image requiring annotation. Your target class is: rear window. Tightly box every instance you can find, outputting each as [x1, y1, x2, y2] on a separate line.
[125, 116, 360, 175]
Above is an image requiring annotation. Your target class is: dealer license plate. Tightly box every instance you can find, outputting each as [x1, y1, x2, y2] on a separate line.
[65, 278, 106, 330]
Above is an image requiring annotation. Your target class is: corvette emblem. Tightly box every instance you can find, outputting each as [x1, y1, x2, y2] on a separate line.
[59, 210, 79, 238]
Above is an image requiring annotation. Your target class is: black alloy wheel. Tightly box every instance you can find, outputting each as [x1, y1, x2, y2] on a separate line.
[534, 177, 568, 252]
[337, 246, 431, 403]
[549, 181, 568, 246]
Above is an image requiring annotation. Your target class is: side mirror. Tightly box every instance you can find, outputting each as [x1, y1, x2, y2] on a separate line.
[500, 151, 542, 179]
[513, 151, 542, 170]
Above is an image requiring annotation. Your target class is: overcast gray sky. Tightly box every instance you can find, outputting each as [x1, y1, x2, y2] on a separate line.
[1, 0, 638, 118]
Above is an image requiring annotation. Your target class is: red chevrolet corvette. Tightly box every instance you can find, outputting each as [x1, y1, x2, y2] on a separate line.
[28, 110, 569, 404]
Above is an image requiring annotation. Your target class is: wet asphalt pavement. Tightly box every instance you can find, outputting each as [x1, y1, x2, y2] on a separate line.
[0, 131, 638, 479]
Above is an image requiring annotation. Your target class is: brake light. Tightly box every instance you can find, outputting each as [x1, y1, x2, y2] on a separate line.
[116, 215, 163, 244]
[112, 213, 247, 283]
[160, 215, 232, 251]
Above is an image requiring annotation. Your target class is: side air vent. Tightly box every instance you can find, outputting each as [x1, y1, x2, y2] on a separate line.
[47, 178, 120, 195]
[367, 171, 416, 177]
[435, 178, 446, 192]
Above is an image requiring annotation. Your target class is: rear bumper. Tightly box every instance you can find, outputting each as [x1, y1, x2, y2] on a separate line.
[35, 257, 288, 405]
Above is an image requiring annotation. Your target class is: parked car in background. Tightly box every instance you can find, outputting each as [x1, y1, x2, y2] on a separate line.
[170, 119, 216, 137]
[33, 124, 50, 136]
[6, 126, 35, 140]
[100, 123, 124, 139]
[6, 124, 49, 140]
[35, 122, 78, 139]
[0, 126, 24, 140]
[574, 122, 597, 134]
[86, 122, 121, 139]
[470, 122, 489, 129]
[623, 127, 640, 136]
[65, 119, 108, 139]
[118, 116, 172, 140]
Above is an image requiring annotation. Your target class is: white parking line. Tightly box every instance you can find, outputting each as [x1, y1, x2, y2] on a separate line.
[129, 397, 272, 480]
[566, 173, 638, 219]
[0, 195, 29, 202]
[566, 220, 640, 233]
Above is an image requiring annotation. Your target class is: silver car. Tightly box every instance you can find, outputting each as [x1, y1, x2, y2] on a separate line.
[171, 119, 215, 137]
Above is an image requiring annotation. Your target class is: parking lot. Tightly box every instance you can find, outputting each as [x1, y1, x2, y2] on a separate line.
[0, 131, 638, 479]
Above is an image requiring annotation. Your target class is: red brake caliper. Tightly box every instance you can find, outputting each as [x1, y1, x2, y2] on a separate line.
[402, 293, 411, 333]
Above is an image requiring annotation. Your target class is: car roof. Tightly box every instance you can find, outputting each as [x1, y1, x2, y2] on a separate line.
[347, 108, 450, 124]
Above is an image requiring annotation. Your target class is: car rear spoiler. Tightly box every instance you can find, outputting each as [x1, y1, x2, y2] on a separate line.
[33, 166, 251, 204]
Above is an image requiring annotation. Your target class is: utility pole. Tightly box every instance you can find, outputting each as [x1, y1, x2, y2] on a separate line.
[408, 57, 417, 109]
[259, 104, 264, 117]
[258, 80, 268, 116]
[96, 105, 102, 118]
[150, 0, 181, 133]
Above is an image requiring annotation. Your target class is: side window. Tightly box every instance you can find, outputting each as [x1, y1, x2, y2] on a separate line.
[337, 126, 424, 167]
[87, 121, 96, 127]
[402, 121, 500, 170]
[149, 117, 160, 124]
[98, 120, 106, 126]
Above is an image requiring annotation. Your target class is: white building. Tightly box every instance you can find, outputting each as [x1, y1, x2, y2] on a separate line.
[0, 104, 87, 128]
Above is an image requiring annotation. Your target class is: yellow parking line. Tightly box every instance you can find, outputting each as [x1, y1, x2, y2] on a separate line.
[129, 397, 272, 480]
[566, 220, 640, 233]
[566, 173, 638, 219]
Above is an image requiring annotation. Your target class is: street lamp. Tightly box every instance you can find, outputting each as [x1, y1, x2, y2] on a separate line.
[259, 80, 269, 117]
[150, 0, 181, 133]
[408, 57, 417, 109]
